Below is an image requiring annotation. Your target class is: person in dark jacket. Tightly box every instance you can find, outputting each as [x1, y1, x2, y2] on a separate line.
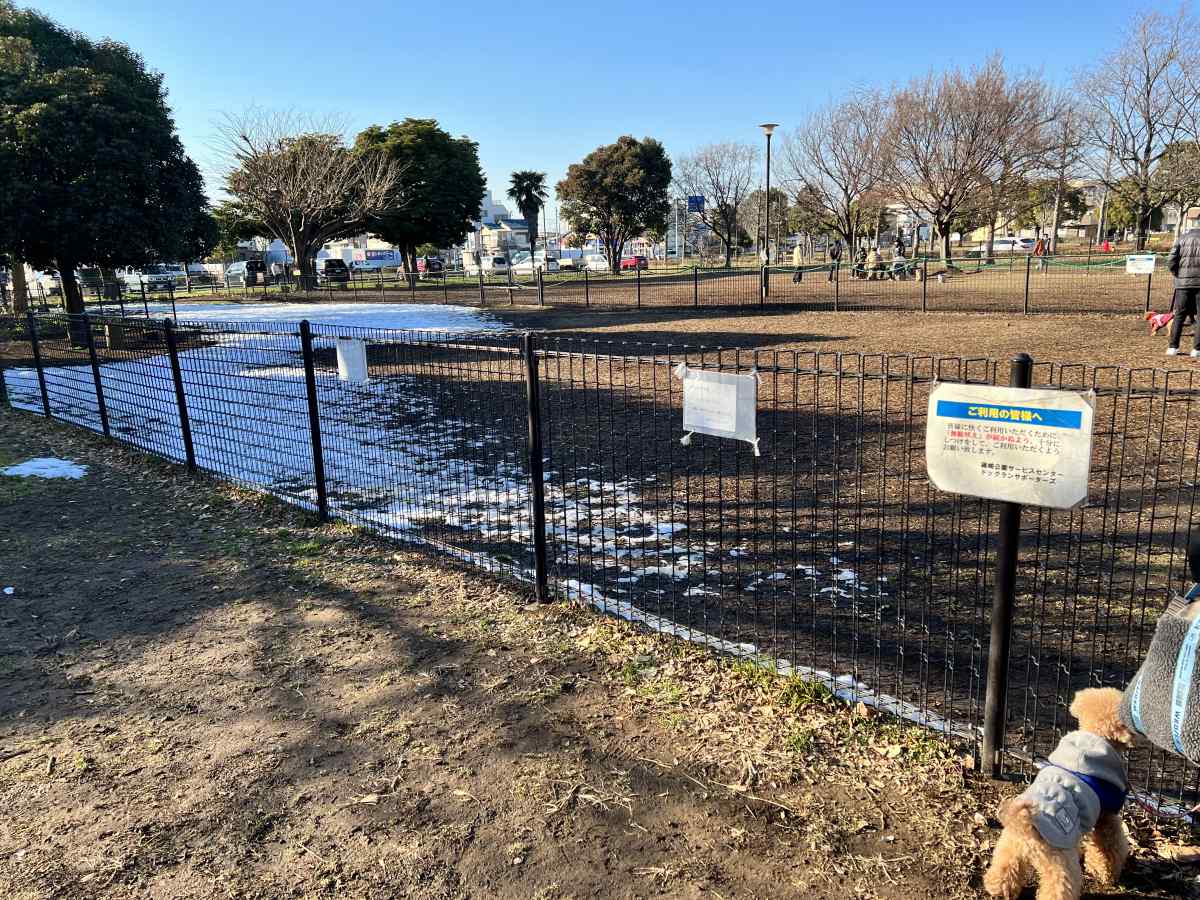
[1167, 228, 1200, 356]
[828, 239, 842, 282]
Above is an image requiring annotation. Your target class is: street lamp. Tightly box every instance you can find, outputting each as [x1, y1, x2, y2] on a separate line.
[759, 123, 778, 263]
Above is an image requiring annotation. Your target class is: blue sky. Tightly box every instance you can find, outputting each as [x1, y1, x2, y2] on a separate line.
[36, 0, 1138, 223]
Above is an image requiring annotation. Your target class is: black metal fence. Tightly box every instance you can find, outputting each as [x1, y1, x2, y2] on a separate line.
[2, 311, 1198, 815]
[0, 252, 1174, 316]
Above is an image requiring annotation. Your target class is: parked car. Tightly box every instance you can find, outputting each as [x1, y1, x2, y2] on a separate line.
[620, 255, 648, 271]
[464, 253, 510, 276]
[582, 254, 610, 273]
[120, 264, 184, 292]
[509, 251, 560, 275]
[225, 259, 269, 287]
[988, 237, 1036, 253]
[316, 258, 350, 284]
[416, 256, 445, 278]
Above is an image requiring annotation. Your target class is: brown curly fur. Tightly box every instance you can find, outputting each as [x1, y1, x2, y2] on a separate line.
[982, 688, 1134, 900]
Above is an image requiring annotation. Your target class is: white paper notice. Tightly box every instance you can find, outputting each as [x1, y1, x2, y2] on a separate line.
[675, 364, 759, 455]
[926, 382, 1095, 509]
[336, 338, 368, 383]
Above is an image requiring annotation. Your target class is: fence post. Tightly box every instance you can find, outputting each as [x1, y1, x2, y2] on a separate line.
[478, 271, 485, 305]
[298, 321, 330, 523]
[442, 272, 448, 304]
[537, 269, 545, 306]
[636, 267, 642, 308]
[834, 261, 841, 312]
[760, 264, 769, 303]
[1145, 269, 1153, 312]
[693, 265, 699, 307]
[163, 318, 196, 473]
[140, 280, 148, 317]
[82, 314, 110, 438]
[1023, 254, 1031, 315]
[585, 268, 590, 307]
[921, 257, 928, 312]
[980, 352, 1033, 778]
[25, 311, 51, 418]
[521, 332, 550, 603]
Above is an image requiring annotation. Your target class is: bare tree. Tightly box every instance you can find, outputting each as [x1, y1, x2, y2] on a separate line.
[782, 94, 887, 255]
[973, 73, 1056, 258]
[1077, 8, 1195, 249]
[1039, 96, 1090, 252]
[884, 57, 1042, 264]
[220, 112, 404, 283]
[674, 143, 758, 267]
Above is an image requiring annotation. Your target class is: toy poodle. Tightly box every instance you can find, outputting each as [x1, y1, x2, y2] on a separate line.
[983, 688, 1135, 900]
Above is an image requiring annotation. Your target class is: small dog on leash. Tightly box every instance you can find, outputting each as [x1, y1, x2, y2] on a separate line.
[1146, 310, 1174, 334]
[983, 688, 1134, 900]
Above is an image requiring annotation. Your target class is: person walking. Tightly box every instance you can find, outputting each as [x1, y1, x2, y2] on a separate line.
[828, 238, 842, 282]
[792, 242, 804, 283]
[1033, 234, 1048, 272]
[1167, 228, 1200, 356]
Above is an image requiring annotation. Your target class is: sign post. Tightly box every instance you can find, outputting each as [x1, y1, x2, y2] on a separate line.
[925, 355, 1096, 776]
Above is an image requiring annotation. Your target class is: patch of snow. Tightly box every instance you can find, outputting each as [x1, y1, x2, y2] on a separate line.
[2, 458, 87, 479]
[151, 301, 508, 333]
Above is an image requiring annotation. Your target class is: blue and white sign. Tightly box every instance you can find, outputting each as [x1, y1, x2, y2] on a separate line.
[687, 195, 705, 213]
[926, 383, 1094, 509]
[1126, 254, 1156, 275]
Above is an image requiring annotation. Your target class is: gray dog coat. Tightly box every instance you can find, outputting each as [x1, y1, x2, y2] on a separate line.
[1014, 731, 1128, 850]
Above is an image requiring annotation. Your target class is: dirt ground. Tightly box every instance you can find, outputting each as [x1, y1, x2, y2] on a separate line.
[2, 411, 1198, 898]
[488, 306, 1191, 372]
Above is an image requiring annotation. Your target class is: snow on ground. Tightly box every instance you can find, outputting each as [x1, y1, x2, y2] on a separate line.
[3, 312, 959, 742]
[141, 301, 509, 333]
[1, 457, 87, 479]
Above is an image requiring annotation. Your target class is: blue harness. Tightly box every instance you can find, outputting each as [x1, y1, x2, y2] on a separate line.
[1047, 764, 1128, 814]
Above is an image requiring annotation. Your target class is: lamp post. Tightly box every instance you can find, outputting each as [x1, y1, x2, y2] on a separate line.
[759, 123, 779, 264]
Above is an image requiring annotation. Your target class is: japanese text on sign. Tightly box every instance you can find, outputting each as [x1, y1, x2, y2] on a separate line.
[674, 364, 760, 455]
[1126, 254, 1156, 275]
[926, 383, 1095, 509]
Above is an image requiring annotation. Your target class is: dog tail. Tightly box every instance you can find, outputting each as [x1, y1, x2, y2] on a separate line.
[995, 796, 1039, 837]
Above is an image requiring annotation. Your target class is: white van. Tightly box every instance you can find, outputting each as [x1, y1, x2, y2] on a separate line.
[510, 251, 560, 275]
[464, 253, 510, 276]
[582, 253, 610, 273]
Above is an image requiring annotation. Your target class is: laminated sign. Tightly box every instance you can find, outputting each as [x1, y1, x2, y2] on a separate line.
[336, 337, 368, 384]
[1126, 254, 1156, 275]
[674, 364, 759, 455]
[926, 382, 1094, 509]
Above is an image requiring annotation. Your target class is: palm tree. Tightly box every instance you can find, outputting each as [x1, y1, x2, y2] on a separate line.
[507, 171, 548, 263]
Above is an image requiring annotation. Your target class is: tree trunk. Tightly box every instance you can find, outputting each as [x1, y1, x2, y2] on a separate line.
[10, 257, 28, 313]
[1049, 179, 1064, 253]
[57, 261, 88, 347]
[1136, 205, 1151, 252]
[939, 223, 952, 265]
[723, 241, 733, 268]
[985, 220, 997, 264]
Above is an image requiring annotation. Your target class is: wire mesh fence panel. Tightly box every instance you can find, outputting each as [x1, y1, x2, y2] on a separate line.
[161, 320, 319, 504]
[5, 310, 1200, 813]
[535, 339, 995, 741]
[763, 265, 839, 310]
[695, 269, 759, 307]
[1026, 255, 1171, 314]
[307, 325, 533, 579]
